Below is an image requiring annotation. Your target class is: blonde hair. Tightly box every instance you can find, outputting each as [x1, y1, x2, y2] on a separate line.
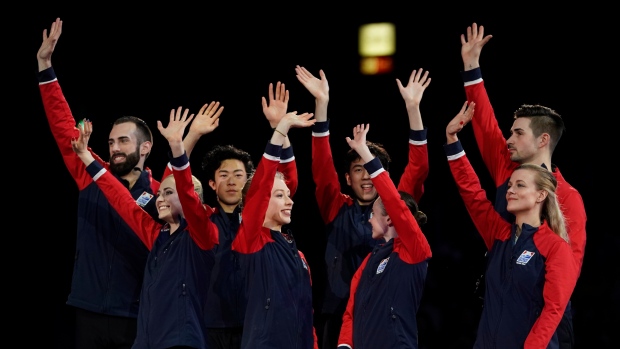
[515, 163, 568, 242]
[163, 174, 204, 203]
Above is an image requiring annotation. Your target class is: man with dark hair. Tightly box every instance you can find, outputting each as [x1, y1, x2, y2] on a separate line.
[460, 22, 587, 348]
[38, 18, 160, 349]
[199, 81, 298, 349]
[296, 65, 431, 349]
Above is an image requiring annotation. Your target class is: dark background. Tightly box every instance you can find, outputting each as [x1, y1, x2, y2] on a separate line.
[24, 8, 614, 349]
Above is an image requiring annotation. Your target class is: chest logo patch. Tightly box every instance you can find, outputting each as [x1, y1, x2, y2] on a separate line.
[516, 250, 535, 265]
[376, 257, 390, 274]
[136, 191, 154, 207]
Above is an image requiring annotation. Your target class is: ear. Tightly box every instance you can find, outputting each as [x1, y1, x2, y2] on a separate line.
[140, 141, 153, 157]
[536, 190, 548, 203]
[208, 179, 217, 191]
[345, 173, 352, 186]
[538, 133, 550, 149]
[387, 216, 393, 227]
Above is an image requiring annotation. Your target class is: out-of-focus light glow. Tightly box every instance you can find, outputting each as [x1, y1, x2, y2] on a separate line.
[360, 56, 393, 75]
[358, 22, 395, 57]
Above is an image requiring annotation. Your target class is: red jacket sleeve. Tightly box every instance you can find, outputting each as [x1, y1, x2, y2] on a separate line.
[312, 134, 350, 224]
[448, 153, 512, 249]
[278, 158, 298, 198]
[465, 79, 517, 186]
[396, 141, 429, 204]
[525, 227, 579, 348]
[94, 168, 161, 249]
[173, 163, 219, 251]
[40, 79, 109, 190]
[338, 254, 370, 349]
[232, 152, 279, 254]
[374, 170, 431, 263]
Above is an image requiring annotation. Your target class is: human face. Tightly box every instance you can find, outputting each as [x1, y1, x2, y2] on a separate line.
[345, 158, 377, 205]
[506, 168, 545, 215]
[108, 122, 142, 176]
[264, 176, 293, 226]
[208, 159, 247, 212]
[368, 198, 389, 240]
[506, 118, 540, 164]
[156, 176, 182, 223]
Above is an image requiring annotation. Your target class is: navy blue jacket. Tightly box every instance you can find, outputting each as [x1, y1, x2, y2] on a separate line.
[232, 142, 317, 349]
[39, 67, 159, 318]
[445, 141, 578, 348]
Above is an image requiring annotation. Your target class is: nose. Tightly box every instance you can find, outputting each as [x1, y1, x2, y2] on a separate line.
[362, 169, 370, 179]
[110, 142, 121, 153]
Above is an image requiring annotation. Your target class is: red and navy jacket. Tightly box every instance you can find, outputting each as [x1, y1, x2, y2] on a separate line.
[164, 145, 298, 330]
[87, 155, 219, 348]
[462, 68, 587, 273]
[337, 157, 432, 349]
[445, 141, 578, 349]
[232, 142, 318, 349]
[39, 67, 160, 319]
[312, 120, 429, 314]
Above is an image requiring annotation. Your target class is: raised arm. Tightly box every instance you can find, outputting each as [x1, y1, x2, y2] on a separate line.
[38, 18, 109, 189]
[460, 23, 514, 185]
[233, 111, 315, 253]
[460, 22, 493, 72]
[444, 103, 509, 249]
[159, 101, 223, 181]
[395, 68, 431, 202]
[182, 101, 223, 158]
[262, 81, 298, 196]
[296, 66, 346, 223]
[158, 107, 219, 250]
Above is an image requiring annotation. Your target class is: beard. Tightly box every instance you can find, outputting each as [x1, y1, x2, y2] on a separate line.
[109, 149, 141, 176]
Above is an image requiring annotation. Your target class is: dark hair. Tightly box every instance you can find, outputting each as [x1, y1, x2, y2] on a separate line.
[201, 145, 255, 182]
[513, 104, 565, 153]
[376, 190, 427, 225]
[345, 141, 391, 172]
[113, 116, 153, 158]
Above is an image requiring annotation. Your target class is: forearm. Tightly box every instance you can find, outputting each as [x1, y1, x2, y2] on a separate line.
[169, 139, 185, 158]
[314, 98, 329, 122]
[182, 131, 201, 158]
[77, 151, 96, 166]
[405, 102, 423, 130]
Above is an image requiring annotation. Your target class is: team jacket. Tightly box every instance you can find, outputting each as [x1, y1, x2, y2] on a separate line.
[462, 68, 587, 272]
[445, 141, 579, 349]
[312, 120, 429, 314]
[337, 157, 432, 349]
[231, 142, 318, 349]
[39, 67, 160, 318]
[87, 156, 219, 349]
[162, 145, 298, 329]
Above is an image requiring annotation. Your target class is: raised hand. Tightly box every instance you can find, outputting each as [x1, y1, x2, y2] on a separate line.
[345, 124, 370, 152]
[460, 22, 493, 70]
[295, 65, 329, 102]
[38, 17, 63, 71]
[71, 118, 92, 155]
[262, 82, 289, 128]
[280, 111, 316, 131]
[396, 68, 431, 107]
[188, 101, 223, 136]
[158, 107, 195, 144]
[446, 101, 475, 143]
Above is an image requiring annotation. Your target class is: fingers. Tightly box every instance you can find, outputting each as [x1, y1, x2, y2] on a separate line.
[395, 78, 404, 89]
[268, 82, 274, 101]
[275, 81, 282, 100]
[459, 100, 469, 114]
[212, 105, 224, 119]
